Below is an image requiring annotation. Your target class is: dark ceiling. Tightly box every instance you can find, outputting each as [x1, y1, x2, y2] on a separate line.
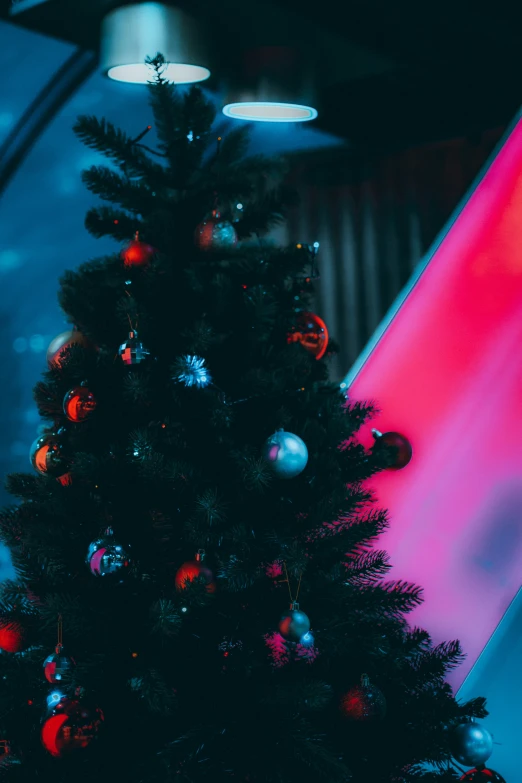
[3, 0, 521, 151]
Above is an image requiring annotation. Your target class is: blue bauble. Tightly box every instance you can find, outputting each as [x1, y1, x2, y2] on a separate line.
[279, 605, 311, 642]
[263, 429, 308, 479]
[194, 211, 238, 252]
[450, 720, 493, 767]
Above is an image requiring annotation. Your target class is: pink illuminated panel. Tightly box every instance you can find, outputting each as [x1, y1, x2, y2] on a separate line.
[346, 113, 522, 689]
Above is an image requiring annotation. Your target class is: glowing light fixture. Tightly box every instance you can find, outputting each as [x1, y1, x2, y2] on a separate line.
[223, 102, 317, 123]
[101, 3, 210, 85]
[222, 47, 318, 123]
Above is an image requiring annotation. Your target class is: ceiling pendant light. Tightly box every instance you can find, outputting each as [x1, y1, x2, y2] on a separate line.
[100, 3, 211, 85]
[222, 47, 318, 123]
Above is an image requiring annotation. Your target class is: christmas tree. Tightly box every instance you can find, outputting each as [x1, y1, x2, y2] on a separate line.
[0, 58, 492, 783]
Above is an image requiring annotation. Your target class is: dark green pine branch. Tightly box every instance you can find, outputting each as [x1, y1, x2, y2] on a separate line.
[81, 165, 156, 213]
[73, 115, 168, 186]
[84, 206, 138, 240]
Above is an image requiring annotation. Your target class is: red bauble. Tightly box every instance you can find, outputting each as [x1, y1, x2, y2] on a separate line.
[371, 429, 412, 470]
[0, 621, 28, 653]
[287, 311, 329, 360]
[63, 386, 97, 423]
[121, 231, 155, 267]
[340, 674, 386, 722]
[46, 330, 92, 368]
[460, 769, 506, 783]
[41, 697, 103, 757]
[175, 551, 216, 593]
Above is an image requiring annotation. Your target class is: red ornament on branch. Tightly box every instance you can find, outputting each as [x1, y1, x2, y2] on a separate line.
[371, 429, 412, 470]
[460, 769, 506, 783]
[175, 549, 216, 593]
[63, 385, 97, 423]
[0, 621, 28, 654]
[41, 697, 103, 757]
[121, 231, 155, 267]
[287, 311, 329, 360]
[340, 674, 386, 722]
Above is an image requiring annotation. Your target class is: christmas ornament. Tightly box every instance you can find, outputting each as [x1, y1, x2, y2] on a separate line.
[278, 563, 310, 643]
[450, 720, 494, 767]
[371, 429, 412, 470]
[172, 355, 212, 388]
[194, 210, 238, 252]
[340, 674, 387, 722]
[287, 311, 329, 360]
[0, 620, 28, 653]
[63, 385, 97, 423]
[460, 769, 506, 783]
[45, 688, 68, 713]
[86, 529, 131, 578]
[121, 231, 155, 267]
[119, 330, 150, 365]
[46, 330, 91, 368]
[0, 739, 10, 758]
[263, 429, 308, 479]
[44, 648, 74, 684]
[43, 616, 75, 684]
[298, 630, 315, 648]
[279, 602, 311, 643]
[41, 697, 103, 757]
[30, 433, 69, 477]
[175, 549, 216, 593]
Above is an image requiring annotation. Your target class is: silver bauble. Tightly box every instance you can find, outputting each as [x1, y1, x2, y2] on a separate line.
[86, 532, 131, 578]
[278, 602, 311, 642]
[449, 720, 494, 767]
[194, 211, 238, 252]
[30, 433, 69, 477]
[263, 429, 308, 479]
[43, 645, 75, 684]
[119, 330, 149, 365]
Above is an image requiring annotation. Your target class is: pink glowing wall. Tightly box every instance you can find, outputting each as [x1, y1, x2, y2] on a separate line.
[346, 113, 522, 689]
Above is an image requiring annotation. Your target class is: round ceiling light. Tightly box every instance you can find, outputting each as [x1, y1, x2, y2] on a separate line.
[101, 3, 210, 85]
[222, 102, 317, 123]
[221, 47, 317, 124]
[107, 63, 210, 85]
